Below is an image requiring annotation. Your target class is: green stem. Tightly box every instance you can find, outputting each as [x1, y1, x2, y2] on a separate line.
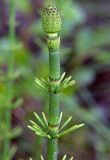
[2, 0, 16, 159]
[47, 139, 58, 160]
[49, 93, 59, 125]
[47, 36, 60, 160]
[49, 50, 60, 79]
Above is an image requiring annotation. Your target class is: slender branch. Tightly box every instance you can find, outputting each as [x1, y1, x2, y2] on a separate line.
[47, 47, 60, 160]
[2, 0, 16, 159]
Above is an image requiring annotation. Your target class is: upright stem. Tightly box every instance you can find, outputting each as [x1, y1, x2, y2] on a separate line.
[47, 35, 60, 160]
[2, 0, 16, 159]
[41, 5, 61, 160]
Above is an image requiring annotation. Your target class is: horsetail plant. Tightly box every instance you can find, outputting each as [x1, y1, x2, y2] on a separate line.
[0, 0, 22, 159]
[28, 5, 84, 160]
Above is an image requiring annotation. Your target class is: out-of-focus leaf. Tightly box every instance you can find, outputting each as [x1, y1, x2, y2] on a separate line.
[16, 0, 31, 12]
[6, 145, 17, 160]
[76, 27, 110, 55]
[73, 67, 95, 86]
[60, 1, 86, 36]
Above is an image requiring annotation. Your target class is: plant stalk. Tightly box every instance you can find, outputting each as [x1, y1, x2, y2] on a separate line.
[2, 0, 16, 159]
[47, 35, 60, 160]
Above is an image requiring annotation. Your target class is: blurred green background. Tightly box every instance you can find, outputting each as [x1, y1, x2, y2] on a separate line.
[0, 0, 110, 159]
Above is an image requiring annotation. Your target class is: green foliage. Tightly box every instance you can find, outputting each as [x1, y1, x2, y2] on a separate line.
[75, 27, 110, 55]
[28, 111, 83, 139]
[35, 72, 75, 93]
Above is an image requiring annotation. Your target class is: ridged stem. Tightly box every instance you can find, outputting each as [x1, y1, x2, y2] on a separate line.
[47, 35, 60, 160]
[47, 139, 58, 160]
